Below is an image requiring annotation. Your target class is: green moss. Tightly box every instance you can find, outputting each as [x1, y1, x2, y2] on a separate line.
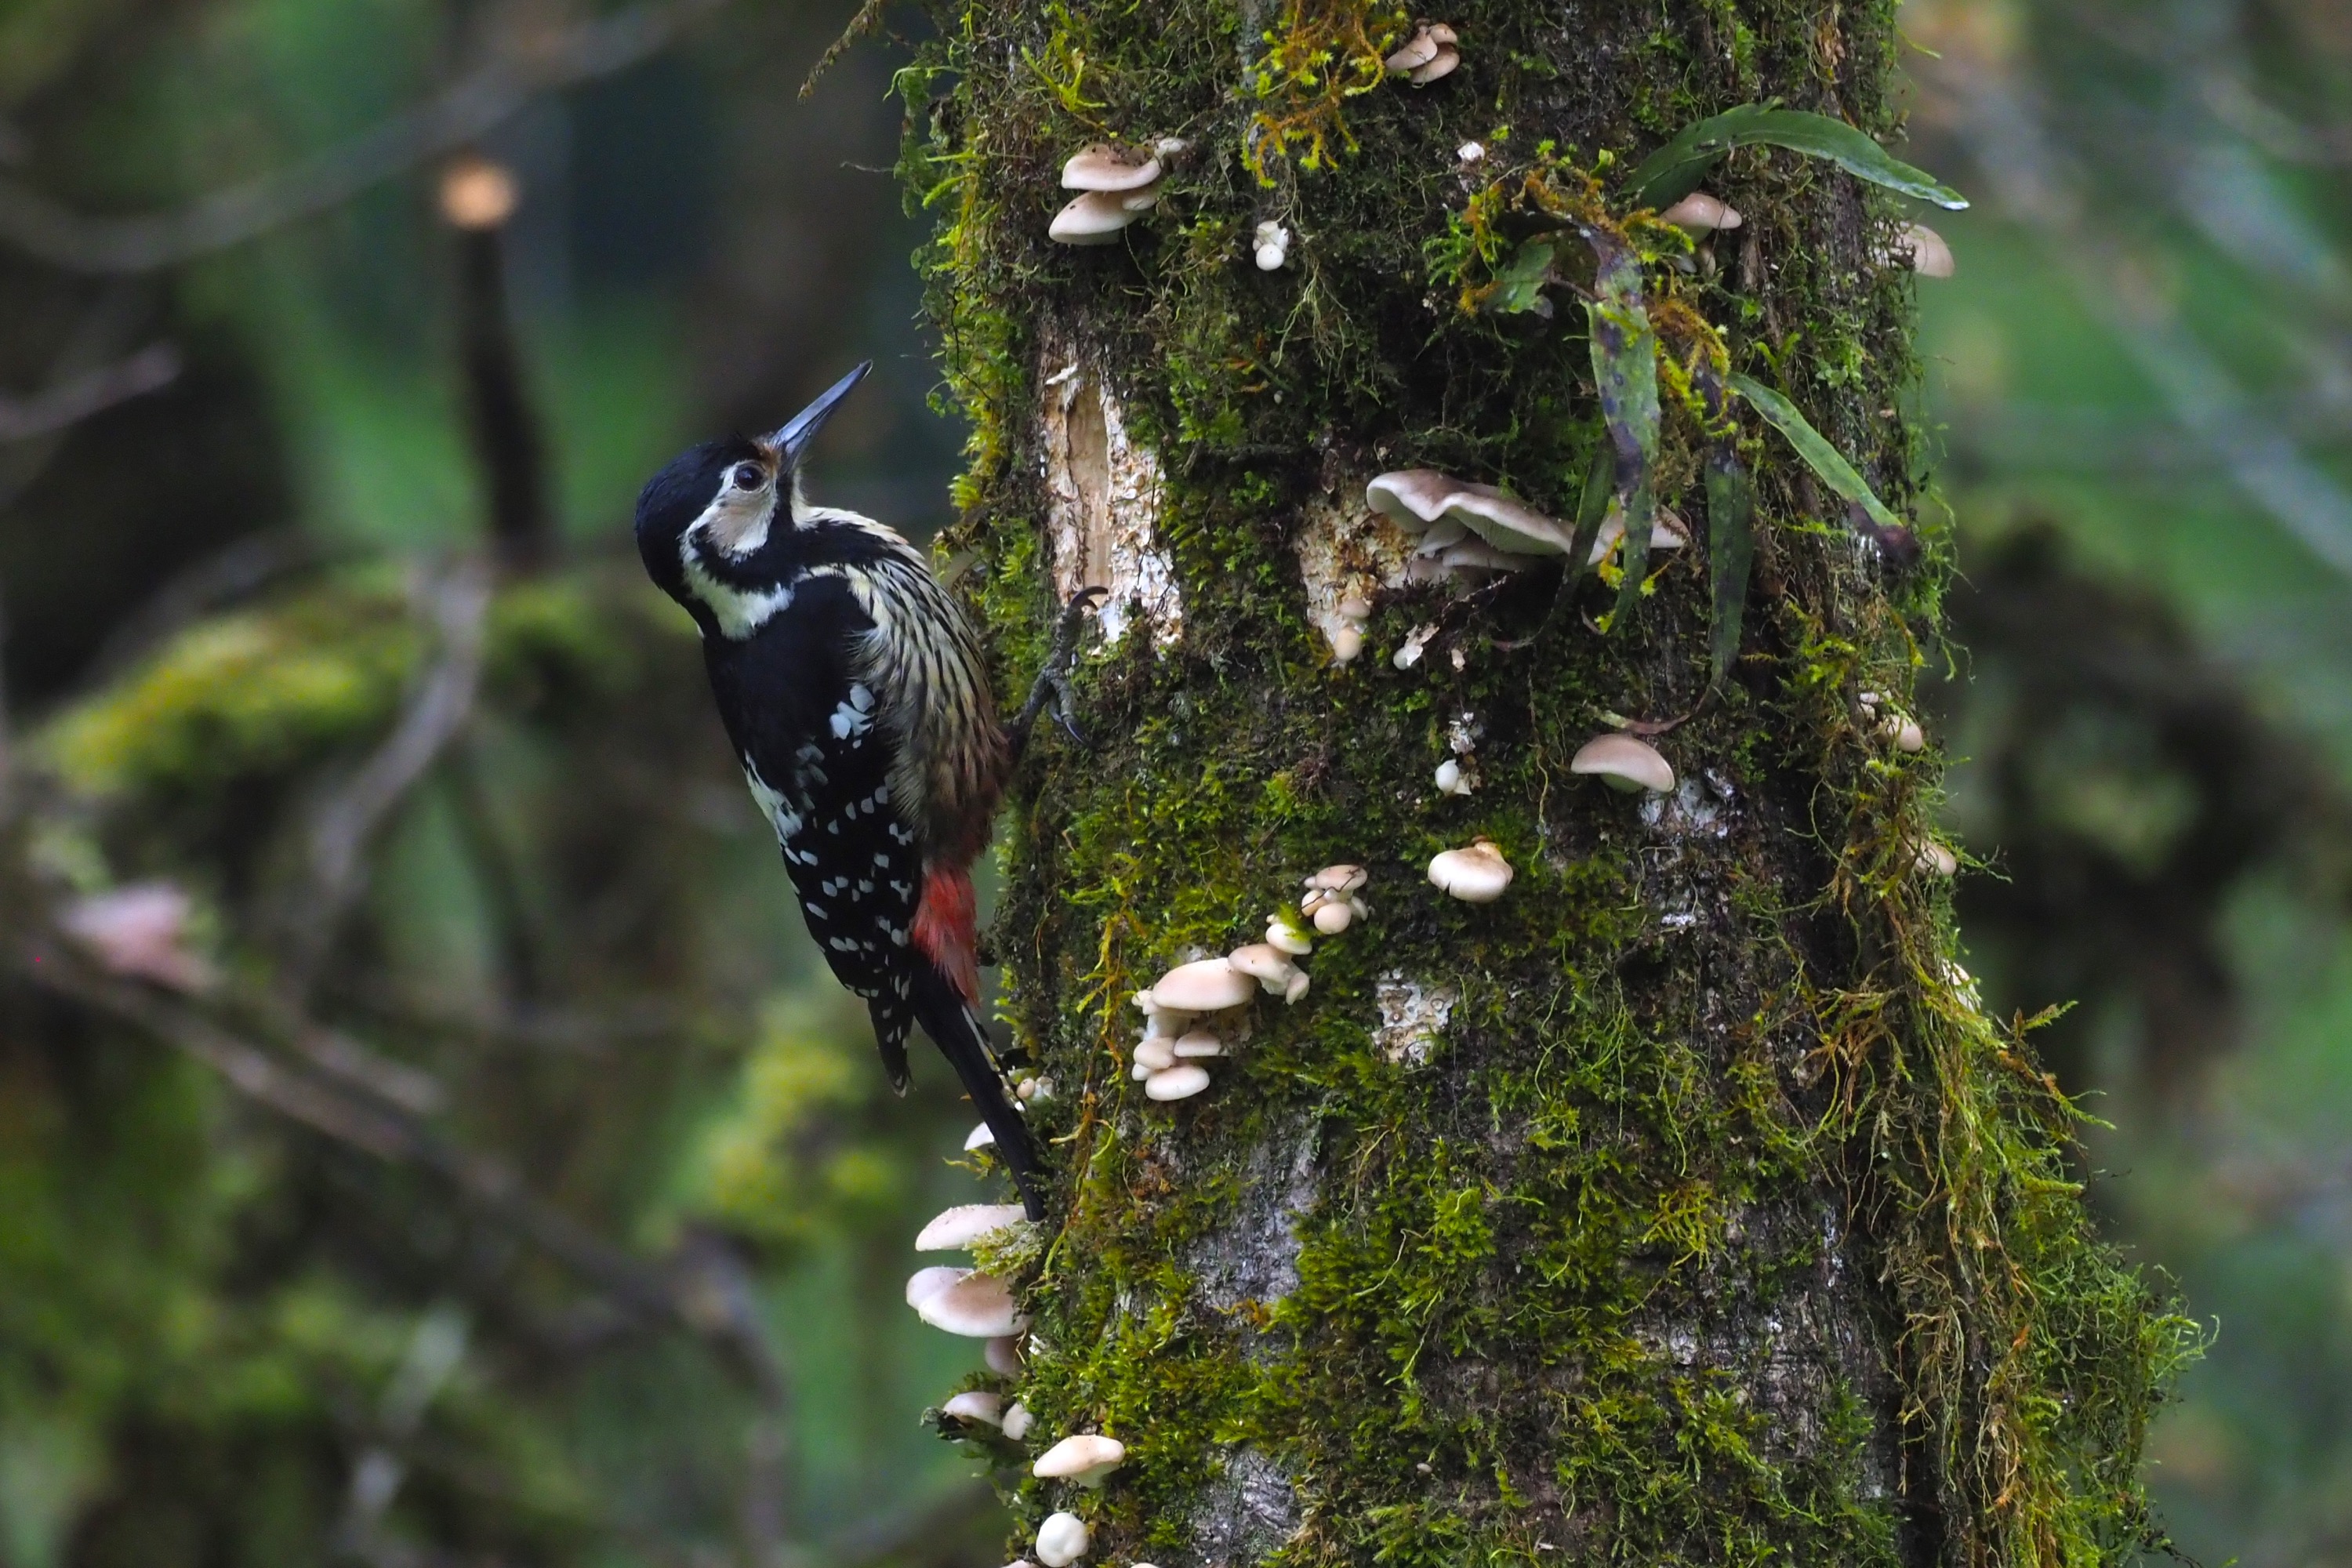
[902, 2, 2179, 1566]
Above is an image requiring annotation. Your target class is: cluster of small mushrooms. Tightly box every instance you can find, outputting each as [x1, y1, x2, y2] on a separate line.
[1049, 140, 1185, 246]
[1384, 20, 1461, 84]
[1367, 468, 1687, 584]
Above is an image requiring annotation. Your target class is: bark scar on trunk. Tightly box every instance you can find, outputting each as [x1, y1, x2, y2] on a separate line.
[1040, 344, 1179, 650]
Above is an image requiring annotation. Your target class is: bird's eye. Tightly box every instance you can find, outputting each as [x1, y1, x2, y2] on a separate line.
[732, 463, 764, 491]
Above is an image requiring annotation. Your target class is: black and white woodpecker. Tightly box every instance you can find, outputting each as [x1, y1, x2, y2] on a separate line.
[634, 364, 1075, 1219]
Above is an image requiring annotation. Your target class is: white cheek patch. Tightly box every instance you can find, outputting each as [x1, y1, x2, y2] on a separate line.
[690, 484, 779, 557]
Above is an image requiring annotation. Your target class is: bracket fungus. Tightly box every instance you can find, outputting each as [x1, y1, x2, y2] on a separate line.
[941, 1390, 1006, 1428]
[1228, 943, 1299, 993]
[1034, 1434, 1127, 1486]
[1428, 840, 1513, 903]
[913, 1270, 1026, 1338]
[1050, 140, 1184, 247]
[1659, 191, 1743, 235]
[1035, 1512, 1091, 1567]
[1570, 733, 1675, 794]
[1060, 143, 1163, 192]
[916, 1203, 1028, 1252]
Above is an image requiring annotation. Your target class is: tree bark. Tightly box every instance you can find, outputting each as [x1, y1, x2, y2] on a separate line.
[903, 5, 2182, 1567]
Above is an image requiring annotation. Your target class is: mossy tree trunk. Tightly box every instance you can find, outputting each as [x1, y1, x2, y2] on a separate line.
[900, 5, 2183, 1568]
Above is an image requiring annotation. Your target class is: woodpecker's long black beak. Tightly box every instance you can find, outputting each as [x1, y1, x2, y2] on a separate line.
[771, 361, 872, 468]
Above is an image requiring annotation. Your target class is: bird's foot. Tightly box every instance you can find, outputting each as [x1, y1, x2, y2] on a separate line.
[1012, 588, 1105, 756]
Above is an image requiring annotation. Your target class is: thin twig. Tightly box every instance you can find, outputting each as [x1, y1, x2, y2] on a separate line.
[0, 341, 180, 440]
[0, 0, 734, 275]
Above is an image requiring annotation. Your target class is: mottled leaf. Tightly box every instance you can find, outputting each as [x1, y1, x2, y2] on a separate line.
[1563, 438, 1614, 588]
[1705, 442, 1755, 685]
[1582, 230, 1660, 628]
[1728, 372, 1905, 535]
[1628, 104, 1969, 211]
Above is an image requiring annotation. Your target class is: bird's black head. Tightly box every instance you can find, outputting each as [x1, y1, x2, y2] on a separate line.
[633, 361, 871, 610]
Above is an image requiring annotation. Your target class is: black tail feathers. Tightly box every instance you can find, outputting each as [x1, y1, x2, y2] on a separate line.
[890, 971, 1047, 1220]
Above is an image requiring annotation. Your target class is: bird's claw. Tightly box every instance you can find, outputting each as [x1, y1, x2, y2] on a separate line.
[1011, 589, 1105, 758]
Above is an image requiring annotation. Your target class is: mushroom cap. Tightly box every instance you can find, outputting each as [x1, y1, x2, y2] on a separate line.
[1035, 1512, 1091, 1568]
[1144, 1065, 1213, 1102]
[1425, 22, 1458, 44]
[1305, 863, 1369, 892]
[1570, 733, 1675, 794]
[1408, 47, 1460, 85]
[1034, 1434, 1127, 1482]
[942, 1390, 1006, 1427]
[915, 1271, 1027, 1337]
[964, 1122, 996, 1151]
[916, 1203, 1029, 1252]
[1899, 222, 1955, 278]
[1428, 537, 1530, 574]
[1916, 840, 1958, 878]
[1050, 190, 1142, 245]
[1265, 922, 1312, 956]
[1173, 1033, 1224, 1058]
[439, 157, 519, 230]
[1327, 622, 1363, 661]
[1228, 943, 1296, 987]
[1061, 143, 1164, 192]
[1118, 184, 1163, 213]
[1134, 1037, 1176, 1071]
[1384, 28, 1441, 72]
[985, 1335, 1025, 1375]
[1411, 517, 1472, 555]
[1428, 840, 1515, 903]
[1439, 491, 1571, 564]
[1001, 1400, 1035, 1439]
[1149, 957, 1255, 1012]
[1587, 506, 1689, 564]
[1312, 899, 1354, 935]
[1659, 191, 1742, 234]
[906, 1266, 967, 1308]
[1283, 969, 1312, 1004]
[1367, 469, 1458, 530]
[1893, 716, 1926, 753]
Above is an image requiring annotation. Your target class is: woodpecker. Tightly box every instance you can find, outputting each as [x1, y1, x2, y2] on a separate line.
[634, 363, 1069, 1219]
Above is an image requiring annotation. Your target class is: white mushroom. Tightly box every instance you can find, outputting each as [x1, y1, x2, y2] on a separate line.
[942, 1390, 1006, 1427]
[1392, 624, 1439, 670]
[1570, 733, 1675, 794]
[916, 1204, 1029, 1252]
[1229, 944, 1298, 993]
[1035, 1512, 1091, 1568]
[439, 157, 519, 230]
[986, 1336, 1025, 1376]
[916, 1272, 1027, 1338]
[1312, 899, 1354, 935]
[1283, 970, 1311, 1004]
[1034, 1434, 1127, 1486]
[1265, 921, 1313, 956]
[1336, 595, 1372, 623]
[1457, 141, 1484, 163]
[1254, 220, 1290, 271]
[1435, 759, 1471, 796]
[1149, 958, 1255, 1013]
[1306, 864, 1368, 892]
[1439, 484, 1573, 556]
[1892, 715, 1926, 753]
[906, 1266, 967, 1308]
[1658, 191, 1743, 234]
[964, 1123, 997, 1151]
[1145, 1065, 1213, 1102]
[1410, 45, 1460, 85]
[1138, 1034, 1178, 1069]
[1428, 839, 1514, 903]
[1061, 144, 1164, 192]
[1384, 26, 1440, 72]
[1915, 840, 1958, 878]
[60, 883, 213, 992]
[1329, 623, 1364, 663]
[1050, 190, 1144, 245]
[1172, 1033, 1224, 1058]
[1896, 222, 1955, 278]
[1367, 470, 1457, 531]
[1587, 506, 1690, 565]
[1002, 1400, 1035, 1439]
